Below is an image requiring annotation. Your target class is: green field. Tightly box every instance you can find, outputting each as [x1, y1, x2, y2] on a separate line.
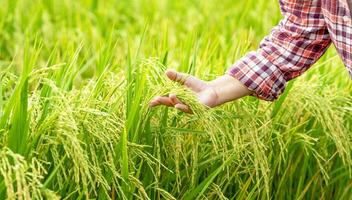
[0, 0, 352, 199]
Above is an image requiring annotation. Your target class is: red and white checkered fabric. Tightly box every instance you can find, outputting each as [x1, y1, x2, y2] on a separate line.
[227, 0, 352, 101]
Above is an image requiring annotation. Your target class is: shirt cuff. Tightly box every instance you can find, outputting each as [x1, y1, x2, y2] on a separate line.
[226, 51, 287, 101]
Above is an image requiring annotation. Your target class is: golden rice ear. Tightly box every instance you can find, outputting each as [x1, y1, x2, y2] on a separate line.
[0, 148, 59, 199]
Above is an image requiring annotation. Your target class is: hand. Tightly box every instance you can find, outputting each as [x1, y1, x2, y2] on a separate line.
[149, 69, 219, 113]
[149, 69, 252, 113]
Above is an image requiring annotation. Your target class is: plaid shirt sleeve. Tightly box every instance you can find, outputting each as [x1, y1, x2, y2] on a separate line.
[227, 0, 331, 101]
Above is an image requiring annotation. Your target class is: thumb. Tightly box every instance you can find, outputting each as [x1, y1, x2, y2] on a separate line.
[165, 69, 206, 92]
[165, 69, 188, 85]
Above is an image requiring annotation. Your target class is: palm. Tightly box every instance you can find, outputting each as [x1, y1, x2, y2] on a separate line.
[194, 86, 218, 108]
[149, 70, 219, 113]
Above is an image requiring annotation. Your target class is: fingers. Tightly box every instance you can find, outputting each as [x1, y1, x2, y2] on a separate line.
[175, 103, 192, 113]
[169, 94, 180, 105]
[169, 94, 191, 112]
[149, 94, 181, 107]
[149, 94, 192, 113]
[149, 96, 174, 107]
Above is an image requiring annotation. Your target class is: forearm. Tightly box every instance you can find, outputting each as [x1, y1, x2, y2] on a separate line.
[208, 75, 253, 106]
[226, 0, 330, 101]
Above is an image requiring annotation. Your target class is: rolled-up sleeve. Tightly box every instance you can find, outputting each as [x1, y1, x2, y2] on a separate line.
[227, 0, 331, 101]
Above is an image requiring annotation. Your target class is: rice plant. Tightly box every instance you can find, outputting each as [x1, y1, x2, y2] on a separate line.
[0, 0, 351, 199]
